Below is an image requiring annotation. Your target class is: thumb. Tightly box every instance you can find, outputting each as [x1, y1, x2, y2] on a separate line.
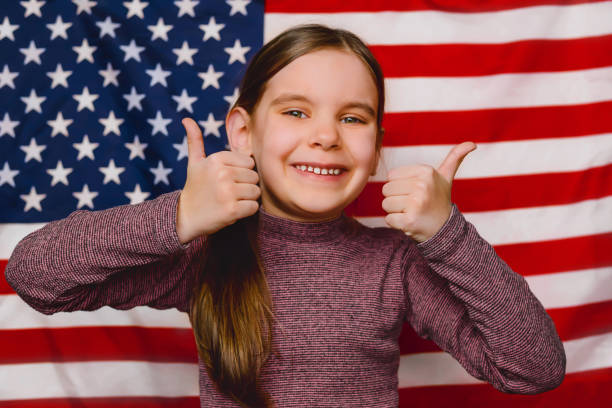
[437, 141, 477, 184]
[182, 117, 205, 162]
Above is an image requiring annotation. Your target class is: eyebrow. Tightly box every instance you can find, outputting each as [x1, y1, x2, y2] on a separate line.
[270, 93, 376, 118]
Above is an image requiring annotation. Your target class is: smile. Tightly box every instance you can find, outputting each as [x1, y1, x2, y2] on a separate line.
[293, 164, 344, 176]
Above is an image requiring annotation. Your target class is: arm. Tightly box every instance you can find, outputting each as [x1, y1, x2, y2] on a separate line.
[402, 203, 566, 394]
[4, 190, 204, 314]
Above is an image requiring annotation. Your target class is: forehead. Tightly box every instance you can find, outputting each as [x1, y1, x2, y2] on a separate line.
[260, 48, 378, 107]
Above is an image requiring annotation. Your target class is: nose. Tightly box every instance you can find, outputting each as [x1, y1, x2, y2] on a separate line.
[309, 118, 341, 150]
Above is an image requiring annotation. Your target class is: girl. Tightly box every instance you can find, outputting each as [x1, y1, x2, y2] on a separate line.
[6, 24, 565, 407]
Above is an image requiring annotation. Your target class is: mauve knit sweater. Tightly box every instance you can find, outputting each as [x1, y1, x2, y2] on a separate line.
[5, 190, 566, 407]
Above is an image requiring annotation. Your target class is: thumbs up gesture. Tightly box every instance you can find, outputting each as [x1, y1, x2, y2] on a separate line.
[382, 142, 477, 243]
[176, 118, 261, 244]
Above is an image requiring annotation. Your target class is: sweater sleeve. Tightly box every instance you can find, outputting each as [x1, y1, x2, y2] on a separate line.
[4, 190, 204, 314]
[401, 203, 566, 394]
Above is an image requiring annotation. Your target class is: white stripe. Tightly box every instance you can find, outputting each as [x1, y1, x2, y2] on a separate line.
[0, 361, 198, 400]
[0, 223, 45, 258]
[356, 195, 612, 246]
[372, 133, 612, 181]
[0, 295, 191, 329]
[525, 267, 612, 309]
[399, 332, 612, 387]
[264, 3, 612, 45]
[385, 68, 612, 112]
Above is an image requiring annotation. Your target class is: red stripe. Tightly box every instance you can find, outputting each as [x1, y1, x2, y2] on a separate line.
[345, 165, 612, 215]
[372, 35, 612, 77]
[266, 0, 606, 13]
[0, 327, 197, 364]
[0, 397, 199, 408]
[381, 101, 612, 146]
[398, 366, 612, 407]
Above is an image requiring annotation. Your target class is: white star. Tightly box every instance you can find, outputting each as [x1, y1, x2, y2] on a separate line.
[46, 15, 72, 40]
[46, 160, 73, 186]
[19, 41, 45, 65]
[72, 0, 97, 15]
[98, 62, 120, 87]
[99, 159, 125, 185]
[96, 16, 120, 38]
[224, 87, 239, 106]
[73, 184, 98, 209]
[172, 41, 197, 65]
[172, 136, 188, 161]
[21, 0, 46, 18]
[175, 0, 198, 17]
[224, 39, 250, 64]
[199, 16, 224, 41]
[99, 110, 124, 136]
[73, 38, 97, 63]
[21, 89, 46, 114]
[1, 113, 20, 138]
[172, 89, 197, 113]
[21, 186, 46, 212]
[47, 64, 72, 88]
[0, 17, 19, 41]
[0, 65, 19, 89]
[148, 17, 173, 41]
[150, 160, 172, 185]
[124, 134, 147, 160]
[226, 0, 250, 16]
[125, 184, 150, 204]
[20, 138, 46, 162]
[123, 0, 148, 19]
[199, 112, 224, 138]
[73, 86, 99, 112]
[198, 64, 223, 90]
[0, 162, 19, 187]
[145, 63, 171, 87]
[47, 111, 73, 137]
[123, 86, 145, 111]
[147, 110, 172, 136]
[120, 39, 145, 62]
[72, 134, 99, 160]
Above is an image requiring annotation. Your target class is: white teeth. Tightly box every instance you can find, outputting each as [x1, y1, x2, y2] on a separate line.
[295, 165, 343, 176]
[321, 169, 328, 175]
[314, 167, 321, 174]
[308, 166, 313, 172]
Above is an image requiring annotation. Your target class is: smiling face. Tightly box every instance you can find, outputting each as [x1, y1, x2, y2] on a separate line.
[228, 48, 381, 222]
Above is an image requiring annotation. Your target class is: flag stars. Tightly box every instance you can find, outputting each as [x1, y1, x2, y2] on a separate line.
[150, 161, 172, 185]
[145, 63, 171, 87]
[47, 111, 73, 137]
[99, 62, 120, 87]
[226, 0, 250, 16]
[21, 0, 46, 18]
[21, 89, 46, 113]
[147, 110, 172, 136]
[99, 111, 124, 136]
[173, 41, 198, 65]
[175, 0, 198, 17]
[73, 38, 97, 63]
[73, 184, 98, 209]
[123, 86, 145, 111]
[148, 17, 173, 41]
[73, 134, 99, 160]
[73, 86, 99, 112]
[46, 160, 73, 186]
[0, 17, 19, 41]
[172, 89, 198, 113]
[124, 135, 148, 160]
[198, 64, 223, 90]
[96, 16, 120, 38]
[224, 87, 239, 106]
[0, 65, 19, 89]
[199, 16, 224, 41]
[20, 186, 46, 212]
[120, 39, 145, 62]
[0, 162, 19, 187]
[99, 159, 125, 184]
[20, 41, 45, 65]
[199, 113, 223, 138]
[224, 39, 250, 64]
[72, 0, 97, 15]
[20, 138, 46, 163]
[47, 64, 72, 88]
[124, 0, 148, 19]
[173, 136, 188, 161]
[1, 113, 20, 138]
[47, 15, 72, 40]
[125, 184, 150, 204]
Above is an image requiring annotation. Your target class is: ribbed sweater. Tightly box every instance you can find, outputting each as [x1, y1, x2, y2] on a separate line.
[5, 190, 566, 407]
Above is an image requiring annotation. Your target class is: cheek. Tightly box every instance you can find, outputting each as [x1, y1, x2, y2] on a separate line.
[349, 133, 378, 168]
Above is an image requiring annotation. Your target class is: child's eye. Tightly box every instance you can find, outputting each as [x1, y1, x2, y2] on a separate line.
[341, 116, 365, 124]
[284, 110, 307, 119]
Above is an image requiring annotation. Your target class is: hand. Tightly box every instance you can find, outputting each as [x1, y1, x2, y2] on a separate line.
[381, 142, 477, 243]
[176, 118, 261, 244]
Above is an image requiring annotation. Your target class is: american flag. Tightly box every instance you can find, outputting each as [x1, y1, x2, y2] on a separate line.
[1, 0, 611, 406]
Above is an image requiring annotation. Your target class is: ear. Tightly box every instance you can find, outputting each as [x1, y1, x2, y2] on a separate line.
[226, 106, 252, 155]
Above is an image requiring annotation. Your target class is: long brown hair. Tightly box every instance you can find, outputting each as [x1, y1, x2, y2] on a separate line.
[188, 24, 386, 407]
